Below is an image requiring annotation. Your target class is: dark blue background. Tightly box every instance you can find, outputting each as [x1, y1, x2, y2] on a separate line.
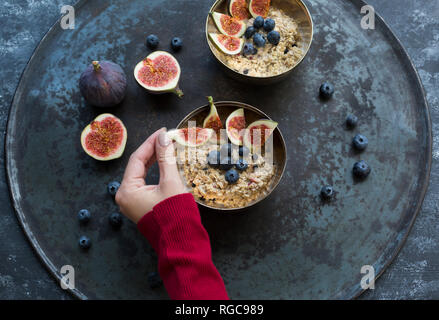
[0, 0, 437, 299]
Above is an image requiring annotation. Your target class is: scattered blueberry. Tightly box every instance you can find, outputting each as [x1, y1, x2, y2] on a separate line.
[235, 159, 249, 171]
[207, 150, 220, 167]
[245, 26, 256, 39]
[219, 157, 234, 171]
[225, 169, 240, 184]
[170, 37, 183, 51]
[220, 143, 232, 157]
[263, 18, 275, 32]
[79, 236, 91, 250]
[147, 272, 163, 289]
[77, 209, 91, 224]
[109, 212, 123, 229]
[107, 181, 120, 196]
[239, 146, 250, 157]
[253, 33, 266, 48]
[319, 82, 334, 99]
[353, 160, 371, 179]
[253, 16, 264, 29]
[146, 34, 159, 49]
[320, 185, 334, 200]
[284, 48, 289, 54]
[243, 43, 257, 56]
[243, 69, 249, 75]
[267, 30, 280, 45]
[352, 134, 368, 151]
[346, 114, 358, 129]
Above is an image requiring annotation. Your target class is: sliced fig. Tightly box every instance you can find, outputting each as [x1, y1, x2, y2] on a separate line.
[209, 33, 244, 55]
[243, 119, 278, 150]
[79, 60, 127, 107]
[229, 0, 250, 20]
[203, 96, 223, 136]
[249, 0, 271, 18]
[211, 12, 246, 37]
[226, 108, 246, 145]
[134, 51, 183, 98]
[167, 127, 214, 147]
[81, 113, 127, 161]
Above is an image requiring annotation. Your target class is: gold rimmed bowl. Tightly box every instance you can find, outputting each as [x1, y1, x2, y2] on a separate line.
[175, 101, 287, 211]
[205, 0, 313, 85]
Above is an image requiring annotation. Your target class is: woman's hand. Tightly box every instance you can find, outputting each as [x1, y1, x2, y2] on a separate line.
[115, 128, 187, 223]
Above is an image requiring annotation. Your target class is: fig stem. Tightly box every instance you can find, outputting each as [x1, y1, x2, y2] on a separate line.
[92, 61, 101, 72]
[207, 96, 214, 105]
[173, 87, 184, 99]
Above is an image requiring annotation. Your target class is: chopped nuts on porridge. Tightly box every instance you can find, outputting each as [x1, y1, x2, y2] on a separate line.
[176, 142, 275, 208]
[216, 7, 303, 77]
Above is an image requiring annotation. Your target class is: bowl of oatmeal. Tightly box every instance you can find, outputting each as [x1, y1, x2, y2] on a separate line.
[173, 100, 287, 211]
[206, 0, 313, 84]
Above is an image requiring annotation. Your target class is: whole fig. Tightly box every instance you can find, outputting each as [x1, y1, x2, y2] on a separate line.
[79, 61, 127, 107]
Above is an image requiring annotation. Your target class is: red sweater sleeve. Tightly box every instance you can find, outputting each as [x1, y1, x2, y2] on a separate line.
[137, 193, 229, 300]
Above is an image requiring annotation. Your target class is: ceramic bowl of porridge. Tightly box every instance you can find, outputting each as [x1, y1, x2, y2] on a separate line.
[206, 0, 313, 84]
[170, 100, 287, 211]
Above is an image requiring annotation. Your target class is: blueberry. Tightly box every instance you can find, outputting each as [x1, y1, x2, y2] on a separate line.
[353, 160, 371, 179]
[219, 157, 234, 171]
[235, 159, 248, 171]
[220, 143, 232, 157]
[320, 185, 334, 200]
[225, 169, 240, 184]
[207, 150, 220, 167]
[243, 43, 258, 56]
[253, 16, 264, 29]
[109, 212, 123, 229]
[346, 114, 358, 129]
[146, 34, 159, 49]
[77, 209, 91, 224]
[319, 82, 334, 99]
[107, 181, 120, 196]
[253, 33, 266, 48]
[78, 236, 91, 250]
[352, 134, 368, 151]
[239, 146, 250, 157]
[147, 272, 163, 289]
[170, 37, 183, 51]
[245, 26, 256, 39]
[263, 18, 275, 32]
[267, 30, 280, 45]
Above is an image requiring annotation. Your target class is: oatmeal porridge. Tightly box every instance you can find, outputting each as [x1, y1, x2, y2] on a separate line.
[176, 142, 276, 208]
[216, 7, 303, 77]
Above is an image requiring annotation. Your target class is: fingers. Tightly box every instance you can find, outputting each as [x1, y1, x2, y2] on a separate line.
[123, 128, 165, 182]
[155, 129, 180, 184]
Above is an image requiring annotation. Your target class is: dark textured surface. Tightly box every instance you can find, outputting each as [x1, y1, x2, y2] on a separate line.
[0, 0, 437, 299]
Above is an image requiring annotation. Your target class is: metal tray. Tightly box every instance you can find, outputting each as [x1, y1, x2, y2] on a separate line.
[5, 0, 431, 299]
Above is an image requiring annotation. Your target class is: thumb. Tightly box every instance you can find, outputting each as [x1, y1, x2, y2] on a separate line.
[156, 129, 180, 184]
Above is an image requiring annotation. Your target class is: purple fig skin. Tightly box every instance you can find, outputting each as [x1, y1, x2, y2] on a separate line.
[79, 61, 127, 107]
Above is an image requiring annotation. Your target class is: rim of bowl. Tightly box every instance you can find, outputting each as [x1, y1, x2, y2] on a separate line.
[175, 101, 288, 211]
[205, 0, 314, 80]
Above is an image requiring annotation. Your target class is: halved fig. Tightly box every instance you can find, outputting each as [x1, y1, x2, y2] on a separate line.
[134, 51, 183, 98]
[167, 127, 214, 147]
[249, 0, 271, 18]
[226, 108, 246, 145]
[243, 119, 278, 150]
[229, 0, 250, 20]
[203, 96, 223, 136]
[80, 113, 127, 161]
[211, 12, 246, 37]
[209, 33, 244, 55]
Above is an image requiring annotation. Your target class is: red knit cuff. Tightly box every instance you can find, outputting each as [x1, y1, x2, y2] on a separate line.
[137, 193, 198, 250]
